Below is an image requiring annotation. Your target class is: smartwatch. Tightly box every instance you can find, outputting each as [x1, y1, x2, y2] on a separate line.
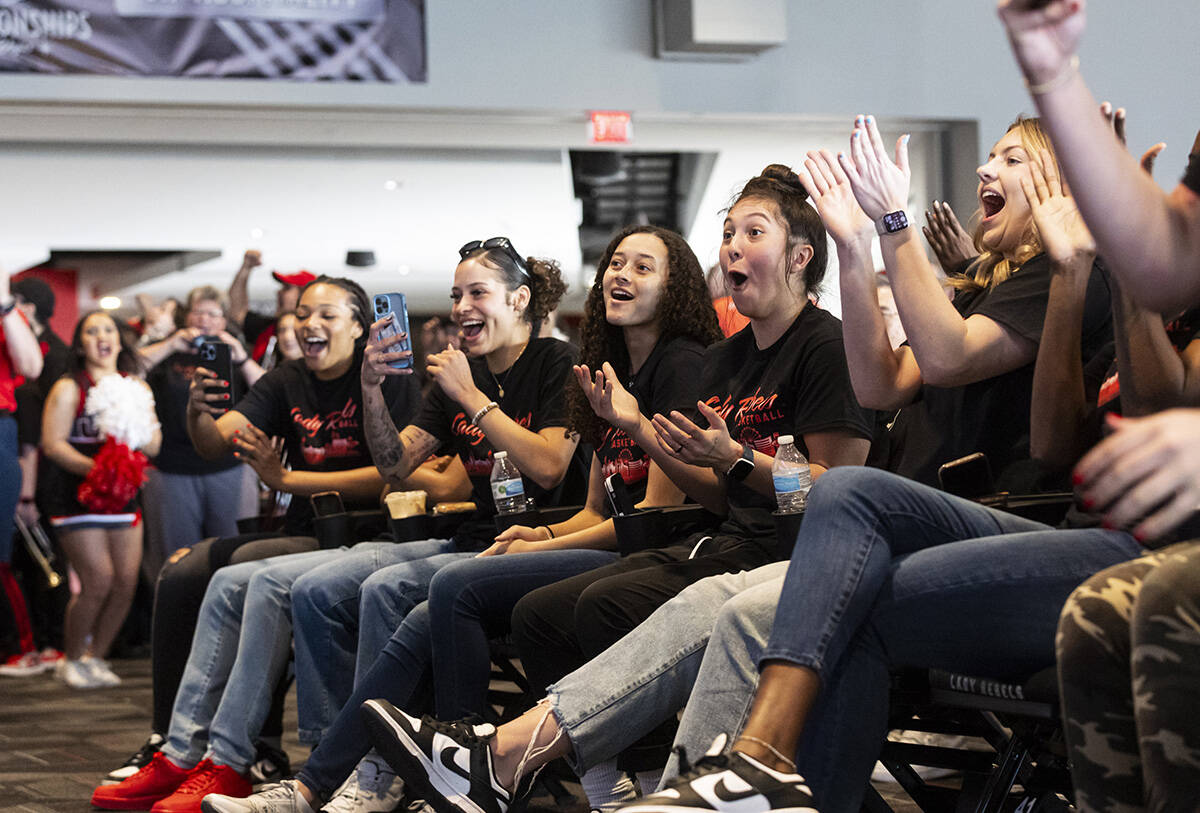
[725, 444, 755, 481]
[876, 210, 910, 236]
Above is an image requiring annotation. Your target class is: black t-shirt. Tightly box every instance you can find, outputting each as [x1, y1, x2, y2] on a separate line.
[148, 351, 241, 475]
[411, 337, 582, 549]
[702, 305, 875, 541]
[595, 336, 708, 505]
[234, 347, 421, 534]
[15, 328, 71, 446]
[885, 254, 1113, 489]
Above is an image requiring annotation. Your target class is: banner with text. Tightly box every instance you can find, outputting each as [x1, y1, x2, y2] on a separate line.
[0, 0, 425, 81]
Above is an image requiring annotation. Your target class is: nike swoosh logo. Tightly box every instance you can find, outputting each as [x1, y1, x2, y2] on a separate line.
[439, 743, 473, 783]
[711, 777, 761, 803]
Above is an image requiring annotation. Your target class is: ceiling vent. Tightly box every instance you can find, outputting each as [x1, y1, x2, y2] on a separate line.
[654, 0, 787, 61]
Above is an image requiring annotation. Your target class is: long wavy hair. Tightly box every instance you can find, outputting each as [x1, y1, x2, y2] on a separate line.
[69, 310, 143, 377]
[952, 116, 1055, 292]
[566, 225, 723, 447]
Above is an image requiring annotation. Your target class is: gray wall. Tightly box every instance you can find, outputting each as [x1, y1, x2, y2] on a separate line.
[1, 1, 1195, 174]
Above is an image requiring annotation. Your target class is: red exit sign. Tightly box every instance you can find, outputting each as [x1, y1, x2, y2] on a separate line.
[589, 110, 632, 144]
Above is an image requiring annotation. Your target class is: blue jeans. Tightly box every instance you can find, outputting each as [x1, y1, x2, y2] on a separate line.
[0, 415, 19, 563]
[161, 546, 348, 771]
[291, 538, 464, 743]
[547, 563, 787, 774]
[294, 548, 618, 796]
[670, 467, 1143, 813]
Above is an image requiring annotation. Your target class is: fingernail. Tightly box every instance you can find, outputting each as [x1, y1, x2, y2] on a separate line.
[1083, 497, 1094, 509]
[1133, 529, 1148, 543]
[1101, 518, 1114, 529]
[867, 115, 875, 124]
[1071, 472, 1084, 485]
[902, 134, 910, 143]
[223, 394, 230, 400]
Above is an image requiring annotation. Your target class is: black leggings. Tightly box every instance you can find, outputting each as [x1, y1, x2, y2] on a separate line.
[149, 533, 318, 735]
[510, 536, 774, 772]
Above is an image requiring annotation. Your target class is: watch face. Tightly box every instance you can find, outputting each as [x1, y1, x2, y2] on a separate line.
[882, 211, 909, 233]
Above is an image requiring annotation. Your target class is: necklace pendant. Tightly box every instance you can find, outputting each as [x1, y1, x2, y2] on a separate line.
[498, 385, 504, 398]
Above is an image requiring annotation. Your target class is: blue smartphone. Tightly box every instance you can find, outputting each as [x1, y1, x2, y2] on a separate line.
[373, 293, 412, 370]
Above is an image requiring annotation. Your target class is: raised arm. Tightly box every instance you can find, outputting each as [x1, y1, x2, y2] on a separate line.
[1, 273, 42, 379]
[841, 117, 1038, 387]
[227, 250, 261, 328]
[999, 0, 1200, 310]
[1024, 148, 1099, 467]
[798, 149, 923, 410]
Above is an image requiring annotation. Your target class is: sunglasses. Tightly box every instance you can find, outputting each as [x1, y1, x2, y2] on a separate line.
[458, 237, 530, 279]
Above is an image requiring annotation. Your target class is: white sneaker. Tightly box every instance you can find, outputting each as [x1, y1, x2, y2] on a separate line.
[83, 656, 123, 686]
[322, 753, 405, 813]
[202, 779, 317, 813]
[56, 657, 103, 689]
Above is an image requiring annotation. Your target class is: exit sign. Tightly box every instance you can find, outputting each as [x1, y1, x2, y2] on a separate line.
[589, 111, 632, 144]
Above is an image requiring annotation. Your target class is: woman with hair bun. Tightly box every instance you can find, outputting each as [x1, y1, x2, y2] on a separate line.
[360, 165, 876, 813]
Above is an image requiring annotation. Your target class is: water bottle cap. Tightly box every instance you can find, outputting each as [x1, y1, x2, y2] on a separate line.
[494, 451, 507, 459]
[777, 434, 793, 445]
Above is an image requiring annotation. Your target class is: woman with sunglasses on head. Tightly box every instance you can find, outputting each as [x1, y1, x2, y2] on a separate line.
[210, 225, 723, 813]
[172, 238, 581, 810]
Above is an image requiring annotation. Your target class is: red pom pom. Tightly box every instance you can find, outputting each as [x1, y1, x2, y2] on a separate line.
[77, 438, 149, 514]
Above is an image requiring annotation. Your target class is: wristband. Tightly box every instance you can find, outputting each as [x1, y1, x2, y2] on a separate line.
[1025, 55, 1079, 96]
[471, 401, 499, 426]
[540, 524, 555, 540]
[1183, 151, 1200, 196]
[19, 496, 34, 503]
[0, 299, 15, 317]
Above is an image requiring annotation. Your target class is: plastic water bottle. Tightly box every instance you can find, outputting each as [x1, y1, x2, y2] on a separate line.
[772, 435, 811, 513]
[490, 451, 526, 515]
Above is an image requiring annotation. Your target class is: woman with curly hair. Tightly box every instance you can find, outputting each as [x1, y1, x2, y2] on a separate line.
[211, 226, 722, 813]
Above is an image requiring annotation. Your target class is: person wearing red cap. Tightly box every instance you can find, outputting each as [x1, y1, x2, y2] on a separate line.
[227, 250, 317, 365]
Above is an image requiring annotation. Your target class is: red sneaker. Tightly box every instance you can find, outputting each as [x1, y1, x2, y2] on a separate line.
[92, 751, 190, 810]
[0, 651, 47, 676]
[150, 760, 251, 813]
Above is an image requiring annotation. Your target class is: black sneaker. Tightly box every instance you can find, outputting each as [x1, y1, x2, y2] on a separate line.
[360, 699, 513, 813]
[102, 733, 165, 785]
[249, 740, 292, 789]
[611, 735, 819, 813]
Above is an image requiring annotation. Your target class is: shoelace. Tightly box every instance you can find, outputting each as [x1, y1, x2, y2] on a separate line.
[128, 737, 163, 766]
[420, 715, 492, 747]
[174, 760, 224, 794]
[664, 746, 731, 786]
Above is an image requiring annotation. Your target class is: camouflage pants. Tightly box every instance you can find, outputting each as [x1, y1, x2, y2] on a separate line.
[1056, 540, 1200, 813]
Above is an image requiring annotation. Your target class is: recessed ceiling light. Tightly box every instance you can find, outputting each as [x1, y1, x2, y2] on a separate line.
[384, 180, 399, 191]
[250, 227, 264, 239]
[397, 265, 411, 276]
[99, 296, 121, 310]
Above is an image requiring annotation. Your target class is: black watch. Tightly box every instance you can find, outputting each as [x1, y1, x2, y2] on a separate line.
[725, 444, 755, 481]
[876, 210, 910, 236]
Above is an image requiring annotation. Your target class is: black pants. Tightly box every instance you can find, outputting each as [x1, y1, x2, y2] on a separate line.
[510, 534, 774, 772]
[149, 533, 318, 735]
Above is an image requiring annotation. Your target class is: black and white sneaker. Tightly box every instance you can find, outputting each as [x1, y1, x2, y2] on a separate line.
[360, 699, 513, 813]
[102, 733, 165, 785]
[249, 740, 293, 789]
[611, 735, 819, 813]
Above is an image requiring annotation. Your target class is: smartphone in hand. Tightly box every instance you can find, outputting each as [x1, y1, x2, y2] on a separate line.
[198, 339, 236, 406]
[373, 293, 412, 370]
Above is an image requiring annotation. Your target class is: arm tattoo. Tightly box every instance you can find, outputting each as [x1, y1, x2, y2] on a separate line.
[363, 384, 411, 484]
